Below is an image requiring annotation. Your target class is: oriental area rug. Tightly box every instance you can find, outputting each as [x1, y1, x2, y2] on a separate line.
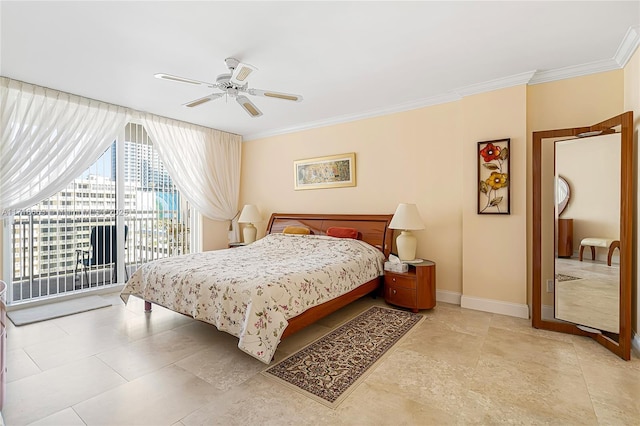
[555, 273, 581, 282]
[263, 305, 424, 408]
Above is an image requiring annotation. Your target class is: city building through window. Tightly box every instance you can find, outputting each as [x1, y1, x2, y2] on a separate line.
[9, 123, 192, 304]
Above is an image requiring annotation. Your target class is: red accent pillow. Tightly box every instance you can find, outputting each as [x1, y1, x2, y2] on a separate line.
[326, 227, 359, 239]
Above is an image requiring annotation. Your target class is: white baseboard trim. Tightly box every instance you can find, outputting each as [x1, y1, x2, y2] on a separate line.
[7, 284, 124, 311]
[632, 332, 640, 356]
[542, 304, 554, 320]
[436, 289, 461, 305]
[460, 295, 530, 319]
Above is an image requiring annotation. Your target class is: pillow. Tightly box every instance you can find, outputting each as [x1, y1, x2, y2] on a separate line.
[326, 226, 359, 239]
[282, 226, 311, 235]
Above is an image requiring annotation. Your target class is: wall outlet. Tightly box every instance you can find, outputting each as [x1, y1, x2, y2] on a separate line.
[546, 279, 554, 293]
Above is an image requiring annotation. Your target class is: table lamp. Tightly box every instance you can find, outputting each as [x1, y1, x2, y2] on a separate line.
[238, 204, 262, 244]
[389, 203, 425, 262]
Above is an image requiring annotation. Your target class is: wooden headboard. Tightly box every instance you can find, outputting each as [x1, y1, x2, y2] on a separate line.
[266, 213, 394, 259]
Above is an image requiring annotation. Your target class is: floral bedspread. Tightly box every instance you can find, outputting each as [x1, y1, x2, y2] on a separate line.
[120, 233, 385, 363]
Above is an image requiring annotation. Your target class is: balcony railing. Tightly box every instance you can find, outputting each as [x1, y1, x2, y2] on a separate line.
[9, 209, 190, 304]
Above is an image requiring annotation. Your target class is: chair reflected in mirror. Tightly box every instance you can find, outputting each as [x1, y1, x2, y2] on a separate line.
[75, 225, 129, 287]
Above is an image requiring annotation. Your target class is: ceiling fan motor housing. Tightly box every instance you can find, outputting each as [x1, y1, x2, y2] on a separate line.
[216, 73, 246, 92]
[224, 57, 239, 71]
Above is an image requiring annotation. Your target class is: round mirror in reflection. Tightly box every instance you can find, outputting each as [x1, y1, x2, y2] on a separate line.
[556, 175, 570, 217]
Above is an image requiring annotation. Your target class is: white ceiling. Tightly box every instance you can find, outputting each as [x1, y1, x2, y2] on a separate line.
[1, 1, 639, 140]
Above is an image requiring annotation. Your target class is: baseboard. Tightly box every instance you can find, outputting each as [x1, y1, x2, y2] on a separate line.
[460, 295, 530, 319]
[632, 332, 640, 356]
[7, 284, 124, 311]
[542, 304, 554, 321]
[436, 289, 461, 305]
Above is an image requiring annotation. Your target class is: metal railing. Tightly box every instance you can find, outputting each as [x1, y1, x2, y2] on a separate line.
[8, 123, 192, 304]
[10, 208, 190, 304]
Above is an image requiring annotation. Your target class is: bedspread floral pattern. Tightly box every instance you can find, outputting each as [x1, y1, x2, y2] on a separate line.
[120, 234, 385, 363]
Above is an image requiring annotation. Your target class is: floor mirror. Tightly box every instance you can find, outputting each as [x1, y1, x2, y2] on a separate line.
[532, 111, 633, 360]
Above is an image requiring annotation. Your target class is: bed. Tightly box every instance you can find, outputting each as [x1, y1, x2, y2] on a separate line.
[120, 213, 393, 363]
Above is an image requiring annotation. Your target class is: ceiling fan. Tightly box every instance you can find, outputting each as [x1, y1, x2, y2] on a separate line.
[155, 57, 303, 118]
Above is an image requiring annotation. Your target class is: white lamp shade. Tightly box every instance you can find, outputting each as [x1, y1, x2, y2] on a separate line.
[389, 203, 424, 230]
[238, 204, 262, 224]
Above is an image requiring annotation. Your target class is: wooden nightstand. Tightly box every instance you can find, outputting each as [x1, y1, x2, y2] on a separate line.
[384, 260, 436, 312]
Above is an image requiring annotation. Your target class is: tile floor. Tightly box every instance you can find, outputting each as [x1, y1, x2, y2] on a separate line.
[3, 293, 640, 425]
[555, 257, 619, 333]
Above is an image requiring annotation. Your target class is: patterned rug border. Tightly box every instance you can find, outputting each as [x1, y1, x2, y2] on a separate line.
[262, 305, 425, 408]
[555, 273, 582, 282]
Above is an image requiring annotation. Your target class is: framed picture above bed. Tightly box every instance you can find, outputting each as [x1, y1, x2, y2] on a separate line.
[294, 152, 356, 190]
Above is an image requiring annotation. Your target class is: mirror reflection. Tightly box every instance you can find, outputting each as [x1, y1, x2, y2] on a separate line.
[556, 176, 570, 217]
[553, 133, 621, 334]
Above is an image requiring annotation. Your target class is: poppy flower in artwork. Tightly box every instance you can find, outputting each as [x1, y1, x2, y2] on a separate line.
[480, 143, 501, 162]
[486, 172, 508, 190]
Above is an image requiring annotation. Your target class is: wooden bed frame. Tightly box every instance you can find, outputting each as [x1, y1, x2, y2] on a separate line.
[143, 212, 394, 340]
[266, 213, 394, 338]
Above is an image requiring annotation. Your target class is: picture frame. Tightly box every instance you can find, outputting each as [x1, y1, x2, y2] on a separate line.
[294, 152, 356, 190]
[477, 138, 510, 214]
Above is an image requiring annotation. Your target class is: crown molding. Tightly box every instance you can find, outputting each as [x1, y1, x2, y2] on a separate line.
[614, 25, 640, 67]
[245, 71, 539, 141]
[530, 24, 640, 85]
[245, 24, 640, 141]
[529, 58, 622, 85]
[455, 70, 537, 97]
[243, 92, 462, 141]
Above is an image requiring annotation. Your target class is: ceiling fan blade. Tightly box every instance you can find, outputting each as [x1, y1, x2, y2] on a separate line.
[229, 62, 257, 86]
[183, 92, 225, 108]
[155, 73, 214, 87]
[236, 95, 263, 117]
[248, 88, 303, 102]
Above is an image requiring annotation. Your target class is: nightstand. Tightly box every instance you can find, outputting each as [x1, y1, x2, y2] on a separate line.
[384, 260, 436, 312]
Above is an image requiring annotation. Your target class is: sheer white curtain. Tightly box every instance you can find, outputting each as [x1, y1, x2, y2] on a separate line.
[141, 113, 242, 239]
[0, 77, 131, 215]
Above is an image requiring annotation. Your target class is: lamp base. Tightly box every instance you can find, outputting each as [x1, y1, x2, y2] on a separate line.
[396, 230, 417, 262]
[243, 223, 257, 244]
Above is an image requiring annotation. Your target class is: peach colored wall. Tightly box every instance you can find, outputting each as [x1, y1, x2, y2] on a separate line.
[527, 71, 624, 130]
[202, 217, 230, 251]
[239, 102, 464, 295]
[203, 66, 633, 322]
[623, 47, 639, 340]
[461, 85, 528, 310]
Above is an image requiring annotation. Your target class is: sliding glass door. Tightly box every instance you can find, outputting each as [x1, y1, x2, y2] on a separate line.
[8, 123, 193, 304]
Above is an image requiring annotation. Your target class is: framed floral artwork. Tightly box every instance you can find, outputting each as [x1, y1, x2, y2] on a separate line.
[478, 138, 510, 214]
[294, 152, 356, 190]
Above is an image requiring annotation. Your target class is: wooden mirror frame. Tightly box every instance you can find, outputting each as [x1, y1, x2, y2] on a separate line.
[532, 111, 633, 360]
